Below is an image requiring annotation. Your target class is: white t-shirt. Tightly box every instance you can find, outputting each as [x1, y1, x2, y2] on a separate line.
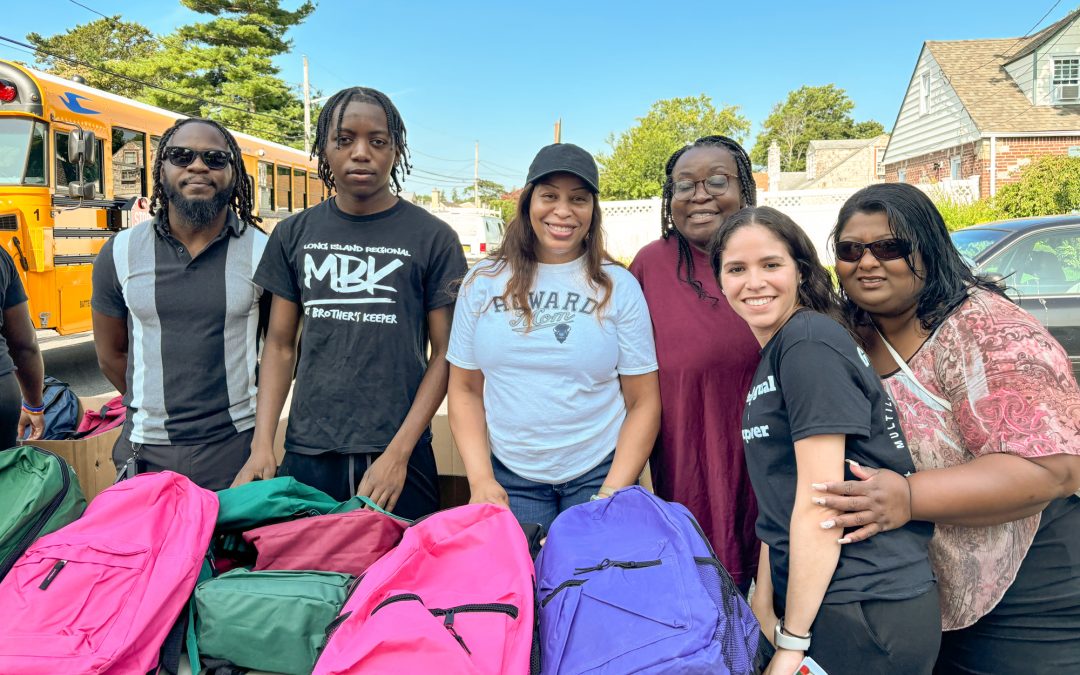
[448, 256, 658, 483]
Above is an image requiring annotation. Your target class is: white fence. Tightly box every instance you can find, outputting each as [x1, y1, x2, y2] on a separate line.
[600, 177, 982, 264]
[601, 188, 862, 264]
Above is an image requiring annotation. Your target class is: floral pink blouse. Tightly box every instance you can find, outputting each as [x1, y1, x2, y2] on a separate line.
[882, 289, 1080, 630]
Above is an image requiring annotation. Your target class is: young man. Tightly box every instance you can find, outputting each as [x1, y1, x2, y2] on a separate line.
[92, 118, 268, 491]
[234, 87, 466, 519]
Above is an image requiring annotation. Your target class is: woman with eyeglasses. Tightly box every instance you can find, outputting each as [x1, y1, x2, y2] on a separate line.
[815, 183, 1080, 673]
[629, 135, 762, 594]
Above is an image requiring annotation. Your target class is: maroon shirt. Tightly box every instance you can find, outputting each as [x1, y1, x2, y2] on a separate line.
[630, 237, 761, 585]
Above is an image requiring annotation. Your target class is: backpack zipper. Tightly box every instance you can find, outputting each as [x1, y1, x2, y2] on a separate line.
[573, 558, 661, 575]
[369, 594, 518, 655]
[0, 449, 71, 579]
[540, 579, 586, 608]
[685, 514, 741, 612]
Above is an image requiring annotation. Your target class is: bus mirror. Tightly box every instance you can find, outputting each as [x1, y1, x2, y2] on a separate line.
[67, 129, 97, 164]
[68, 181, 95, 199]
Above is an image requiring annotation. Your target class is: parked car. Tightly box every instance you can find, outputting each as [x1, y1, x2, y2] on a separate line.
[435, 210, 505, 263]
[950, 215, 1080, 379]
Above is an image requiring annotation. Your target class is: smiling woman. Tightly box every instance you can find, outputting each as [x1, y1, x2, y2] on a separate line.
[708, 206, 940, 675]
[447, 143, 660, 532]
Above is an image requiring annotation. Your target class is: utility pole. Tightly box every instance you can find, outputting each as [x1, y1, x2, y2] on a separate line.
[474, 141, 480, 208]
[302, 55, 311, 154]
[554, 118, 562, 143]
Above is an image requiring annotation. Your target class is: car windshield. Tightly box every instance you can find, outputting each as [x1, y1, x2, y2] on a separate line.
[0, 117, 48, 186]
[950, 228, 1010, 262]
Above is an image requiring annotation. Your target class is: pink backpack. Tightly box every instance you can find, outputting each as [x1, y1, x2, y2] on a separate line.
[314, 504, 536, 675]
[73, 395, 126, 439]
[0, 471, 218, 674]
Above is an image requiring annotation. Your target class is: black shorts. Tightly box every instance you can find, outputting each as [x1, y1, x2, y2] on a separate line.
[935, 495, 1080, 674]
[112, 423, 254, 491]
[277, 438, 439, 520]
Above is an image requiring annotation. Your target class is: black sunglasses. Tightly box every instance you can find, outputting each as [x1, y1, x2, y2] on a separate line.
[163, 146, 232, 170]
[835, 238, 912, 263]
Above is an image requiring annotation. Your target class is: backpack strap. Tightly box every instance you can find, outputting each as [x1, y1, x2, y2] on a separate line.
[185, 554, 214, 673]
[874, 326, 952, 410]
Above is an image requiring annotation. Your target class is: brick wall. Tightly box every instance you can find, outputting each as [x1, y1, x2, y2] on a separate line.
[885, 136, 1080, 198]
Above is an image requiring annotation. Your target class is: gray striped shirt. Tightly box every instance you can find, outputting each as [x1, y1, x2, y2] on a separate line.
[91, 212, 267, 444]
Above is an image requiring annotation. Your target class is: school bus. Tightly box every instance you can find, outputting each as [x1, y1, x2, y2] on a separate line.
[0, 59, 322, 335]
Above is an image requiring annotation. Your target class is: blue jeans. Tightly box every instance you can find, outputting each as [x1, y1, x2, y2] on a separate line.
[491, 451, 614, 533]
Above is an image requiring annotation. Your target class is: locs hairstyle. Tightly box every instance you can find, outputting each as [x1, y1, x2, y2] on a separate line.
[661, 134, 757, 302]
[149, 118, 259, 233]
[312, 87, 411, 193]
[831, 183, 1007, 332]
[710, 206, 841, 318]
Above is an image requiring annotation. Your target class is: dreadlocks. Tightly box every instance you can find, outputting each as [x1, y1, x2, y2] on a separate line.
[149, 117, 260, 233]
[660, 135, 756, 302]
[312, 87, 411, 193]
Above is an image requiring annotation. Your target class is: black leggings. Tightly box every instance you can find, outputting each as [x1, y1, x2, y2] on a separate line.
[0, 372, 21, 449]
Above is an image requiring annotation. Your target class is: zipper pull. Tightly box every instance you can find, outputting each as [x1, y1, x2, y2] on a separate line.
[39, 560, 67, 590]
[442, 611, 472, 655]
[574, 558, 612, 575]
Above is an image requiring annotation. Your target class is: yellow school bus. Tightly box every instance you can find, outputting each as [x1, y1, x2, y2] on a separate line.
[0, 59, 322, 334]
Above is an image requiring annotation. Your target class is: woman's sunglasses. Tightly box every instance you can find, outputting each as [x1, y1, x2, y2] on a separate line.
[834, 238, 912, 263]
[163, 146, 232, 170]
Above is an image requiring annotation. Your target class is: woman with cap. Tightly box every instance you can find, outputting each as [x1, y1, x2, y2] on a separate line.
[447, 143, 660, 531]
[629, 135, 762, 593]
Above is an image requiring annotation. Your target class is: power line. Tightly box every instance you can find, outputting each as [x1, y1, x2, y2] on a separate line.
[0, 34, 304, 135]
[411, 149, 474, 163]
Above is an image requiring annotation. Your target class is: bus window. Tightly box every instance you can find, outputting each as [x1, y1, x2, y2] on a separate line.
[54, 130, 103, 195]
[258, 161, 273, 212]
[0, 118, 47, 186]
[112, 127, 147, 198]
[276, 164, 291, 210]
[293, 168, 307, 210]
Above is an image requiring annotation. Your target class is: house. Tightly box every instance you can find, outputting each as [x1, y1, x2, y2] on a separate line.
[763, 136, 889, 192]
[883, 7, 1080, 199]
[803, 135, 890, 189]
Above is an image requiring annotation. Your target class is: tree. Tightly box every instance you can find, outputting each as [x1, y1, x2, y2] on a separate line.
[27, 17, 161, 99]
[460, 179, 508, 205]
[114, 0, 313, 146]
[596, 95, 750, 200]
[750, 84, 884, 172]
[995, 155, 1080, 218]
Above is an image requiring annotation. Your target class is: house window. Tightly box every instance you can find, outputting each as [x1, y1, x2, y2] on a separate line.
[898, 168, 907, 183]
[920, 72, 932, 114]
[1053, 57, 1080, 103]
[950, 156, 962, 180]
[111, 127, 146, 199]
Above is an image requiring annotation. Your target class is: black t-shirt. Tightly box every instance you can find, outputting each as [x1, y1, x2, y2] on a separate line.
[255, 198, 467, 455]
[742, 309, 935, 608]
[0, 248, 28, 378]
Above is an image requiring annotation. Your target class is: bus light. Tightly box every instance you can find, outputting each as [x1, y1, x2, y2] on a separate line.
[0, 80, 16, 103]
[480, 243, 487, 253]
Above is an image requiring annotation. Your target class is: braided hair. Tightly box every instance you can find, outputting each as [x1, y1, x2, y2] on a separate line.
[149, 117, 260, 233]
[312, 87, 411, 193]
[660, 135, 756, 301]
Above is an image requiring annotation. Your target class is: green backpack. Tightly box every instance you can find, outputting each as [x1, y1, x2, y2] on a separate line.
[0, 446, 87, 580]
[193, 569, 354, 675]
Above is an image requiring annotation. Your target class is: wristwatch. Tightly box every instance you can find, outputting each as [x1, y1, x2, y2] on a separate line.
[774, 618, 812, 651]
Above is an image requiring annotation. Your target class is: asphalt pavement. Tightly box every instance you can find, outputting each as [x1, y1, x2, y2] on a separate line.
[38, 331, 116, 397]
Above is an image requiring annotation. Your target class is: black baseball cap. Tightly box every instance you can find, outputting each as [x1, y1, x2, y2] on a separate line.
[525, 143, 600, 193]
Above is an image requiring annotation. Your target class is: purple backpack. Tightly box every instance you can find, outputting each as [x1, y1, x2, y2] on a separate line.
[536, 486, 763, 674]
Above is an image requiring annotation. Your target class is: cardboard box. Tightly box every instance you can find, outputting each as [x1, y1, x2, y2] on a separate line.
[27, 395, 121, 501]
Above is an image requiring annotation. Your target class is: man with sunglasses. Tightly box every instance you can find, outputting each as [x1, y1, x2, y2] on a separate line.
[91, 118, 269, 490]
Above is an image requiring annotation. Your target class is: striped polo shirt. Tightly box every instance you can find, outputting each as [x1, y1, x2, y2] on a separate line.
[91, 211, 267, 444]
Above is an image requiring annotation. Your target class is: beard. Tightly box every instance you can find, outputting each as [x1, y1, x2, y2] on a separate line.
[163, 179, 234, 230]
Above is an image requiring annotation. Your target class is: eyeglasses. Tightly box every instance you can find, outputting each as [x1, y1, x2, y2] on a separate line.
[672, 174, 735, 201]
[834, 238, 912, 263]
[163, 146, 232, 170]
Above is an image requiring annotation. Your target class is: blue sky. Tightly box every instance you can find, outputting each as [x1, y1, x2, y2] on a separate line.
[1, 0, 1075, 194]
